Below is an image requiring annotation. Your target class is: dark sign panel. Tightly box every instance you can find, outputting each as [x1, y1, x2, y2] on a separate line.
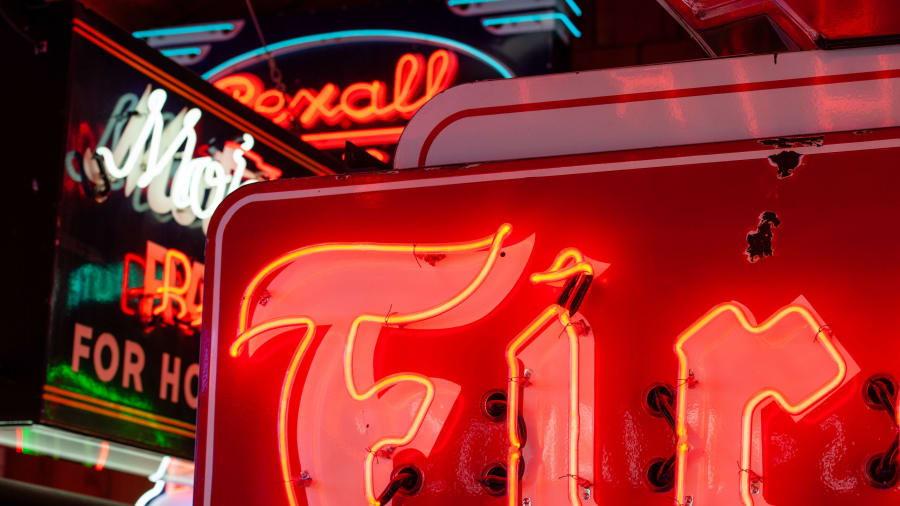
[2, 3, 337, 459]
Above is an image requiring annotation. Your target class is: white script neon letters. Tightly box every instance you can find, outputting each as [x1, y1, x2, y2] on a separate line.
[86, 86, 260, 232]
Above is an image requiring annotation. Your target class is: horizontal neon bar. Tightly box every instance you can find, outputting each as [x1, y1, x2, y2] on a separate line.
[43, 393, 196, 439]
[43, 385, 197, 431]
[482, 12, 582, 38]
[160, 46, 202, 57]
[301, 126, 405, 150]
[133, 23, 235, 39]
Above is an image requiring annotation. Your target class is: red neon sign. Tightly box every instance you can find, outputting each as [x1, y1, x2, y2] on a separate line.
[213, 50, 458, 148]
[122, 240, 203, 330]
[198, 127, 900, 505]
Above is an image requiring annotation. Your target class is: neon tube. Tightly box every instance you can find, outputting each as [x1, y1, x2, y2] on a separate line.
[300, 127, 405, 150]
[224, 140, 283, 179]
[160, 47, 203, 57]
[41, 393, 195, 439]
[95, 441, 110, 470]
[135, 457, 171, 506]
[232, 224, 512, 506]
[154, 249, 192, 319]
[133, 23, 236, 39]
[236, 225, 506, 333]
[530, 247, 593, 284]
[505, 304, 583, 506]
[482, 12, 582, 38]
[365, 149, 390, 163]
[202, 29, 514, 81]
[674, 303, 847, 506]
[213, 50, 457, 132]
[43, 385, 196, 431]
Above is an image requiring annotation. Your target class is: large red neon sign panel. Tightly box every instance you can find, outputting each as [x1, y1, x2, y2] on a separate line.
[199, 127, 900, 505]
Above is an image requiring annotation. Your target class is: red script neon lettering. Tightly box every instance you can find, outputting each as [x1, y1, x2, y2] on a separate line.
[213, 50, 458, 131]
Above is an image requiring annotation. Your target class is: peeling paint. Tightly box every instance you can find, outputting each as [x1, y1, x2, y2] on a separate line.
[746, 211, 780, 262]
[760, 136, 822, 178]
[759, 135, 824, 149]
[768, 150, 803, 178]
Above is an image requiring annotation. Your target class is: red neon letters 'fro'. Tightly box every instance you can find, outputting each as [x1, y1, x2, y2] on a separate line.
[674, 298, 852, 506]
[213, 50, 458, 131]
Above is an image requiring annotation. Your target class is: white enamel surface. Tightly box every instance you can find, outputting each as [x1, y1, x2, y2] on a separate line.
[395, 45, 900, 168]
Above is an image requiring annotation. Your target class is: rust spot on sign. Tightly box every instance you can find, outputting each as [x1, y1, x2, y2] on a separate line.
[759, 135, 824, 149]
[768, 150, 802, 178]
[746, 211, 781, 263]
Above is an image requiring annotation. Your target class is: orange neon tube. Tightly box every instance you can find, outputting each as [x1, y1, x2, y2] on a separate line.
[236, 225, 508, 334]
[231, 318, 315, 506]
[42, 385, 196, 431]
[530, 247, 594, 284]
[673, 304, 847, 506]
[505, 305, 583, 506]
[224, 140, 283, 179]
[154, 249, 192, 319]
[120, 253, 145, 317]
[508, 247, 594, 506]
[215, 50, 455, 131]
[300, 126, 404, 150]
[344, 224, 511, 504]
[94, 441, 110, 470]
[232, 224, 512, 506]
[41, 393, 195, 438]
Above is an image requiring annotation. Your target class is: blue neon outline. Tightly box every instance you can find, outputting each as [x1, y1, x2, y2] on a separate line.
[482, 12, 581, 38]
[565, 0, 583, 17]
[160, 47, 203, 57]
[201, 29, 514, 81]
[133, 23, 235, 39]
